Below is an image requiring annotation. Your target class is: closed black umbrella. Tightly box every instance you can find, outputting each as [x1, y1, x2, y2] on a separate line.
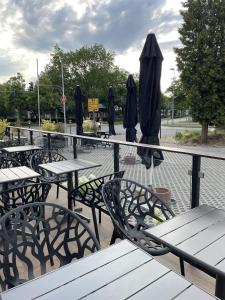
[123, 74, 138, 142]
[137, 33, 164, 169]
[74, 85, 83, 135]
[107, 87, 116, 135]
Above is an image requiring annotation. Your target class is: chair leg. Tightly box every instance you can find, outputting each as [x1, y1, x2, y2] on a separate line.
[92, 207, 100, 243]
[180, 257, 185, 276]
[110, 229, 119, 245]
[99, 210, 102, 224]
[56, 183, 59, 199]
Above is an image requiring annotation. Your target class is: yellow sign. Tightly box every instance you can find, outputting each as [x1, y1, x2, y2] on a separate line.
[88, 98, 99, 112]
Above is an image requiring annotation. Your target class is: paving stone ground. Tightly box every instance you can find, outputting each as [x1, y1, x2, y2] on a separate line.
[28, 124, 225, 215]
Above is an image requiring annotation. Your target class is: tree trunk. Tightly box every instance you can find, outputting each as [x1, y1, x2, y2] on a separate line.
[201, 123, 208, 144]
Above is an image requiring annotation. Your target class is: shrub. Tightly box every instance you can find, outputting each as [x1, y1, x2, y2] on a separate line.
[55, 122, 64, 133]
[175, 132, 183, 141]
[83, 119, 97, 132]
[175, 130, 201, 144]
[0, 119, 10, 139]
[41, 120, 56, 132]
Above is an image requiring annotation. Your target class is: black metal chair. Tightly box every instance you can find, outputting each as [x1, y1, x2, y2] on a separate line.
[0, 154, 20, 169]
[30, 150, 67, 197]
[102, 178, 175, 256]
[0, 182, 51, 217]
[0, 202, 100, 291]
[71, 171, 125, 242]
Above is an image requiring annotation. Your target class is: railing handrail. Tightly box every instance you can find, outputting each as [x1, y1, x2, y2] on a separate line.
[8, 126, 225, 161]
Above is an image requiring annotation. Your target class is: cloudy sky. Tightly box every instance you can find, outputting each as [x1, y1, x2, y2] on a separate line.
[0, 0, 183, 91]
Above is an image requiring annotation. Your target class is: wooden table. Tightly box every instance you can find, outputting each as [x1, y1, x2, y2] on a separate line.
[39, 159, 101, 210]
[0, 240, 216, 300]
[0, 166, 40, 189]
[146, 204, 225, 299]
[2, 145, 42, 166]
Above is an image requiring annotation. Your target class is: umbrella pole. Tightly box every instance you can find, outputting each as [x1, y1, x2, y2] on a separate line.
[149, 155, 154, 189]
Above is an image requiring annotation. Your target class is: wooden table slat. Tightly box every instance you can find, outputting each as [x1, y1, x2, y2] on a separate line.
[36, 249, 152, 300]
[148, 205, 215, 237]
[1, 241, 137, 300]
[154, 209, 225, 245]
[175, 285, 216, 300]
[10, 166, 38, 179]
[81, 261, 184, 300]
[0, 169, 19, 180]
[179, 219, 225, 255]
[128, 271, 191, 300]
[39, 159, 101, 176]
[0, 241, 216, 300]
[36, 253, 155, 300]
[2, 145, 41, 153]
[195, 234, 225, 266]
[0, 167, 40, 184]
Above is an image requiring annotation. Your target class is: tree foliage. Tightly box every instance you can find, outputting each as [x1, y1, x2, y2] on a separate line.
[166, 79, 189, 111]
[0, 44, 129, 121]
[43, 44, 128, 116]
[175, 0, 225, 143]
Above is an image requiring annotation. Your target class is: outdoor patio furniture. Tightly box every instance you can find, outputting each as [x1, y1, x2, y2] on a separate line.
[0, 182, 51, 217]
[102, 178, 175, 256]
[96, 131, 111, 148]
[145, 204, 225, 300]
[0, 202, 100, 291]
[71, 170, 125, 242]
[0, 240, 217, 299]
[39, 158, 101, 214]
[0, 166, 40, 192]
[2, 145, 42, 166]
[0, 155, 20, 169]
[30, 149, 67, 197]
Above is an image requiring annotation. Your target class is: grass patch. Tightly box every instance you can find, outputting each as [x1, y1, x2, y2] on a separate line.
[175, 130, 225, 146]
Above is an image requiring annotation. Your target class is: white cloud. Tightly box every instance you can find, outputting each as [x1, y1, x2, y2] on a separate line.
[0, 0, 183, 92]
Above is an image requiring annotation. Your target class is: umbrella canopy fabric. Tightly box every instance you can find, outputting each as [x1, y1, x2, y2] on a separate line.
[137, 33, 164, 169]
[74, 85, 84, 135]
[123, 74, 138, 142]
[107, 87, 116, 135]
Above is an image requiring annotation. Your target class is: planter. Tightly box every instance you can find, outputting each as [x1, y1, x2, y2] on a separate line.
[153, 187, 171, 205]
[124, 155, 136, 165]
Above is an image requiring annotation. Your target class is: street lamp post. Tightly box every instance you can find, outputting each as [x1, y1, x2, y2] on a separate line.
[60, 59, 67, 133]
[36, 59, 41, 128]
[170, 68, 175, 124]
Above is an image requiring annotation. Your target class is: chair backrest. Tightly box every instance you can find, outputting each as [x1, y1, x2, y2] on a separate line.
[30, 150, 66, 178]
[0, 155, 20, 169]
[102, 178, 175, 239]
[0, 202, 100, 291]
[71, 171, 125, 206]
[0, 182, 51, 217]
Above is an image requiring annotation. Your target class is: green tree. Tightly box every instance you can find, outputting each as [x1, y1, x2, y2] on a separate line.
[166, 79, 189, 113]
[175, 0, 225, 143]
[6, 73, 27, 123]
[43, 44, 128, 116]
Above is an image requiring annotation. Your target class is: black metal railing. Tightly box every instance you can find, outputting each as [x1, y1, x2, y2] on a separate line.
[6, 126, 225, 209]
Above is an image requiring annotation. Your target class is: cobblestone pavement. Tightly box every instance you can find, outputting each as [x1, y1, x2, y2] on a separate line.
[30, 124, 225, 215]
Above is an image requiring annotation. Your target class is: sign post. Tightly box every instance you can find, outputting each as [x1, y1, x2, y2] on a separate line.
[60, 59, 66, 133]
[88, 98, 99, 113]
[88, 98, 99, 129]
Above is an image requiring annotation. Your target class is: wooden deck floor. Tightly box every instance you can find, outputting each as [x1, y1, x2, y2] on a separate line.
[49, 185, 216, 297]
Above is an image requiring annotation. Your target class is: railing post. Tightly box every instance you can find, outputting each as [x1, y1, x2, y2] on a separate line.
[114, 143, 120, 173]
[191, 155, 201, 208]
[29, 131, 33, 145]
[47, 133, 51, 151]
[73, 137, 77, 159]
[17, 129, 21, 145]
